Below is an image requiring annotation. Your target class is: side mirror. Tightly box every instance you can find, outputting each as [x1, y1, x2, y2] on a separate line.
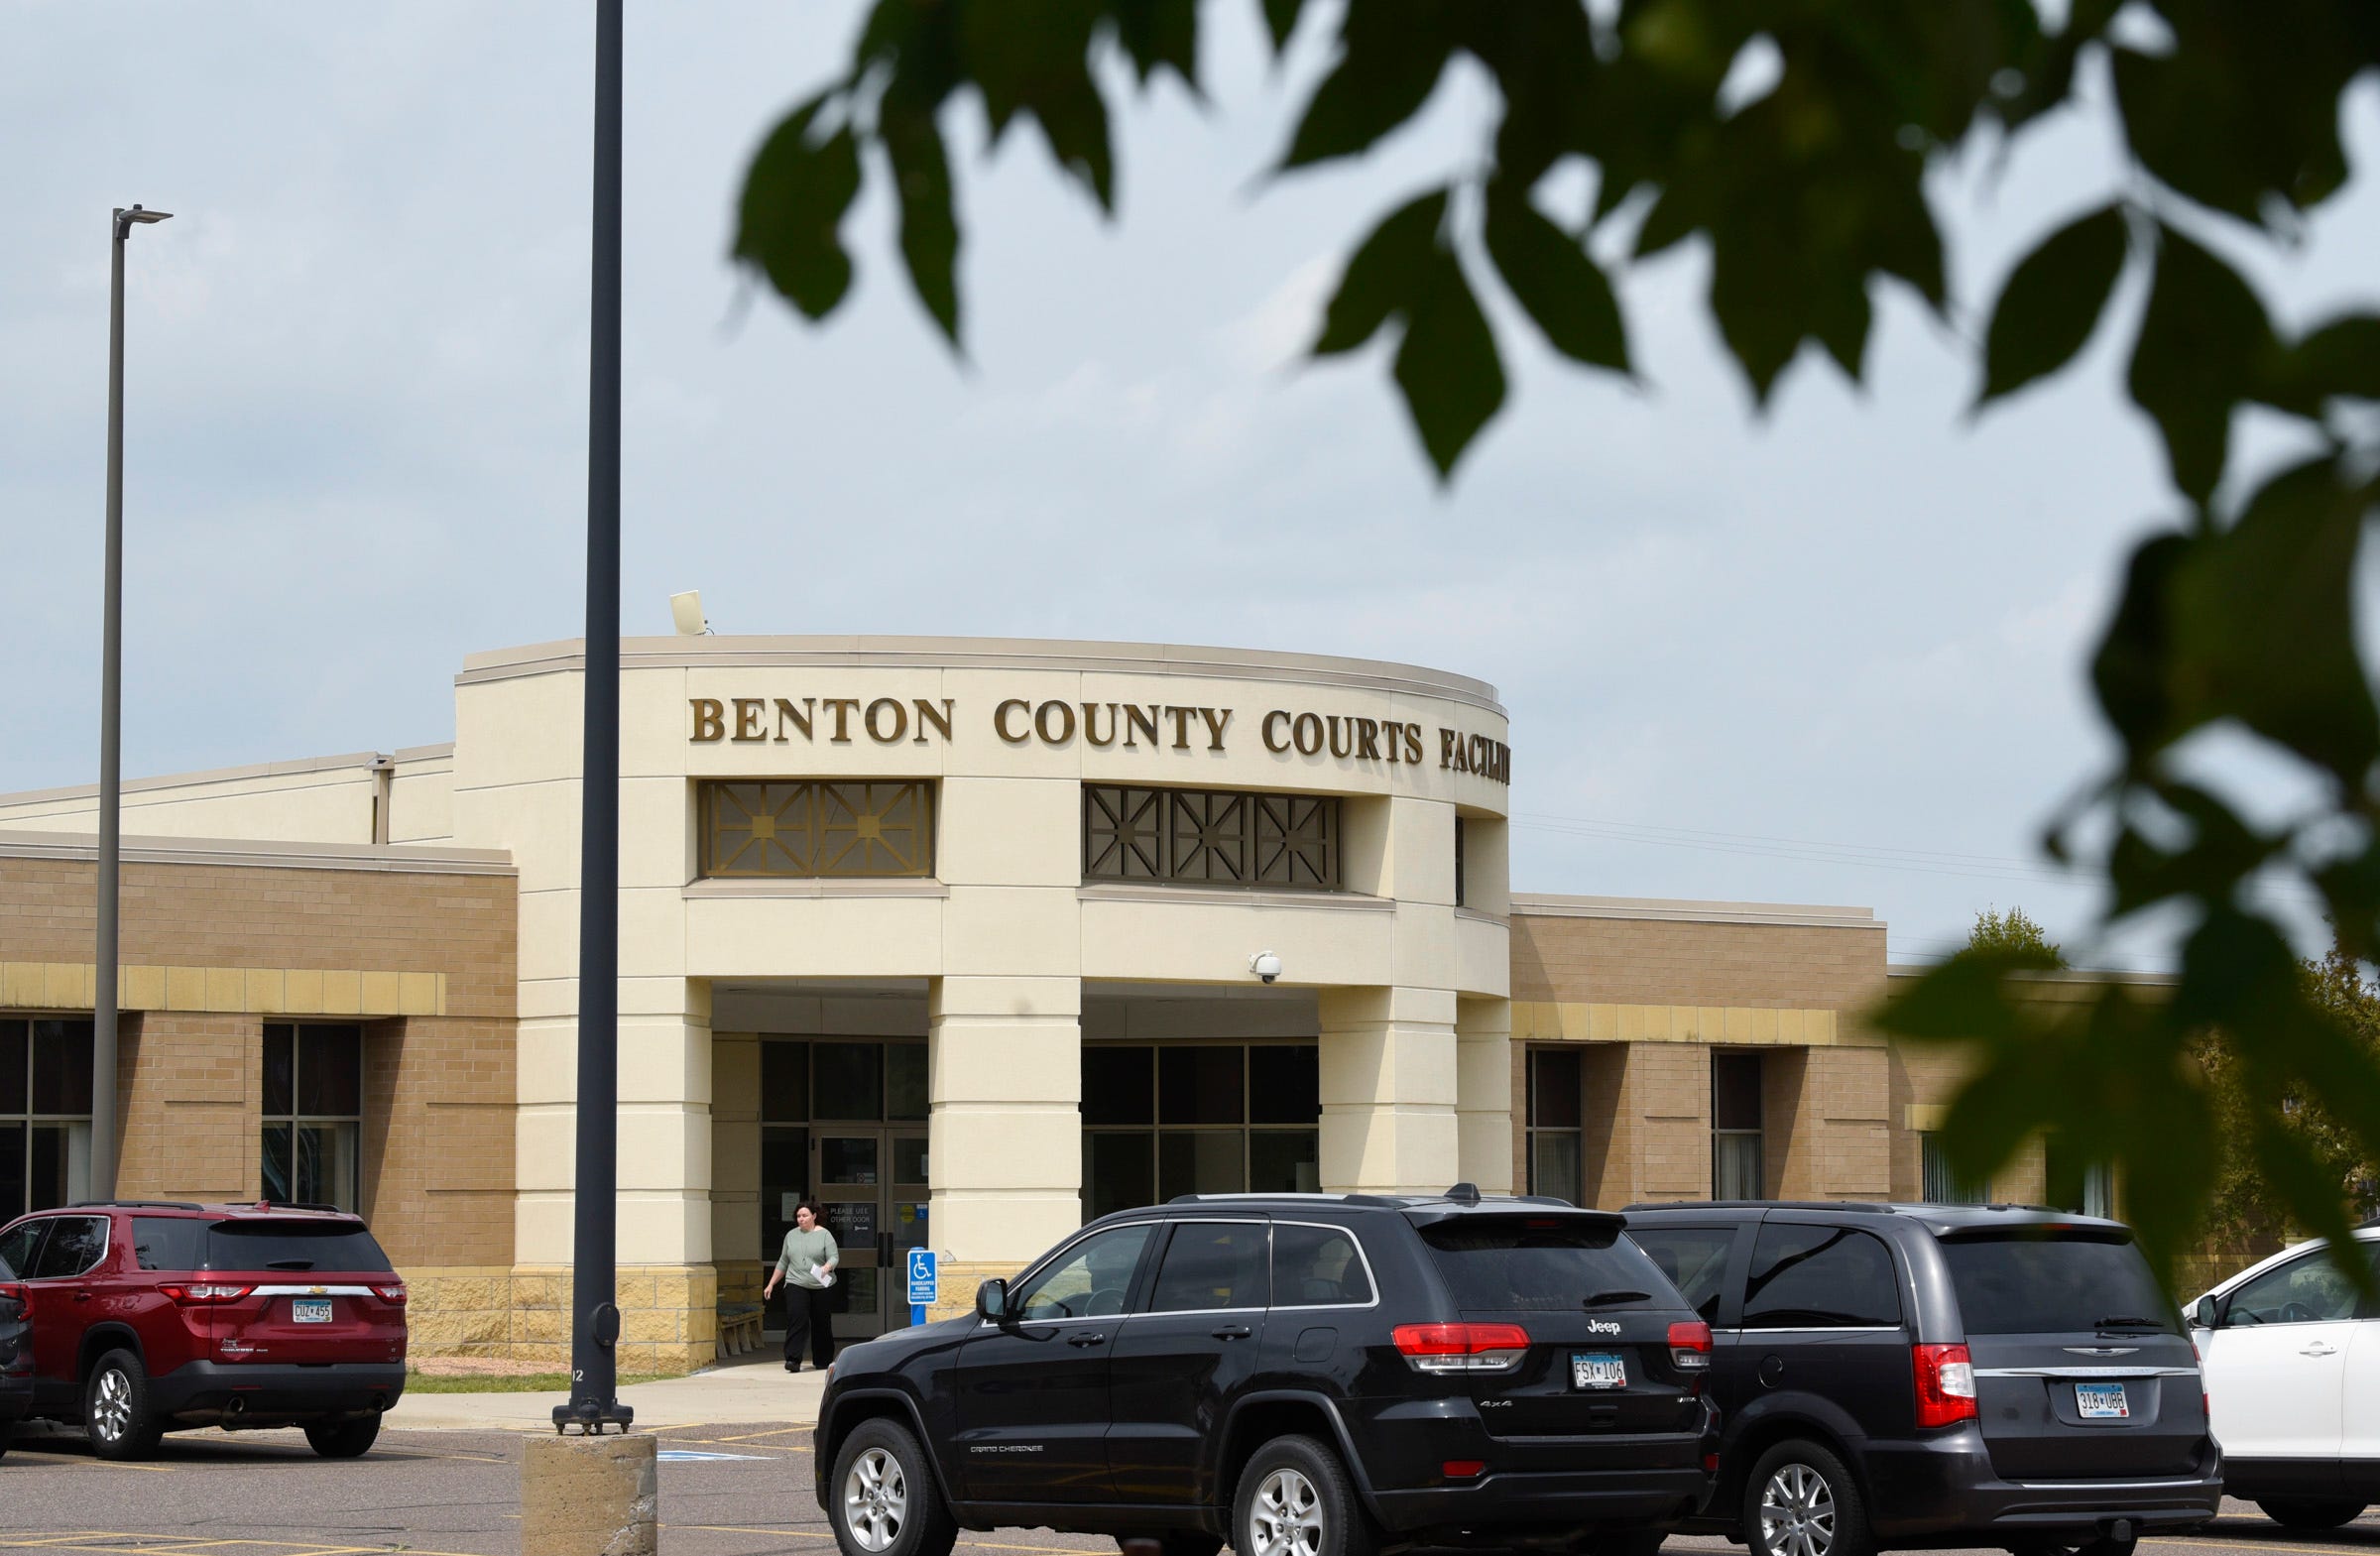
[976, 1278, 1009, 1324]
[2194, 1295, 2222, 1330]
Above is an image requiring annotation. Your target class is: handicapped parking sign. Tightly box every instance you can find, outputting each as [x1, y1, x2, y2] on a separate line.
[906, 1249, 938, 1326]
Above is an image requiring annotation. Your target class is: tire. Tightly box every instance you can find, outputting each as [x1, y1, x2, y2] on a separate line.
[1742, 1441, 1872, 1556]
[2257, 1500, 2366, 1531]
[829, 1418, 958, 1556]
[83, 1350, 163, 1461]
[1233, 1434, 1376, 1556]
[304, 1415, 382, 1459]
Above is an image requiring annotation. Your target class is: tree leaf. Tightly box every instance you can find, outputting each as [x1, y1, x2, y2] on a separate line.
[881, 96, 962, 347]
[1976, 202, 2128, 406]
[734, 100, 863, 320]
[1280, 4, 1457, 170]
[2089, 531, 2192, 760]
[1483, 183, 1631, 374]
[2262, 314, 2380, 414]
[2126, 223, 2274, 503]
[1392, 250, 1506, 480]
[1311, 189, 1447, 356]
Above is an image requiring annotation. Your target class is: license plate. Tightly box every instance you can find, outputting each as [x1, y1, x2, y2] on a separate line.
[292, 1299, 334, 1324]
[1572, 1351, 1626, 1390]
[2076, 1381, 2130, 1419]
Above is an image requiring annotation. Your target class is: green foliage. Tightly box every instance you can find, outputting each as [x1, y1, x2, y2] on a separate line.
[1964, 906, 2066, 970]
[731, 1, 2380, 1282]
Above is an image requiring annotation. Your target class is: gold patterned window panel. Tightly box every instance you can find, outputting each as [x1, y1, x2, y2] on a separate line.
[701, 781, 935, 879]
[1085, 785, 1339, 891]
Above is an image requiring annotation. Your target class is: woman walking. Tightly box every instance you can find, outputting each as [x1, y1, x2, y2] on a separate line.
[764, 1200, 841, 1373]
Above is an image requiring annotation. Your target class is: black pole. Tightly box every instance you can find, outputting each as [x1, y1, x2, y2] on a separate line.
[558, 0, 630, 1434]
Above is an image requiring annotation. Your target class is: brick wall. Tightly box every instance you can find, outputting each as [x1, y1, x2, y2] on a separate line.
[1510, 911, 1888, 1012]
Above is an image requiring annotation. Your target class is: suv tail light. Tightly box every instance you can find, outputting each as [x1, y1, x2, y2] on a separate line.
[1914, 1342, 1977, 1428]
[0, 1281, 24, 1309]
[159, 1282, 255, 1304]
[1392, 1322, 1531, 1373]
[373, 1283, 409, 1305]
[1668, 1320, 1712, 1370]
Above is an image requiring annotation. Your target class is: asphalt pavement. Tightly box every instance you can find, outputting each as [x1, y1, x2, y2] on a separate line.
[0, 1415, 2372, 1556]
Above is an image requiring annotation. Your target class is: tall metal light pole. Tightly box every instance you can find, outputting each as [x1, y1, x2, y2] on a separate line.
[557, 0, 630, 1434]
[94, 202, 172, 1204]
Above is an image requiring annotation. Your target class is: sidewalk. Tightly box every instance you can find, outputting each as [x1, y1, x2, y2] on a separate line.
[387, 1352, 828, 1431]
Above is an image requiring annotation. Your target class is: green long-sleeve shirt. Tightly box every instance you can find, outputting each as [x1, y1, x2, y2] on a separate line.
[774, 1226, 839, 1288]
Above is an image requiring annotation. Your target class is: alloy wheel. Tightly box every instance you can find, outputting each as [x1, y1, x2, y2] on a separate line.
[90, 1368, 132, 1442]
[1759, 1462, 1837, 1556]
[843, 1445, 909, 1553]
[1249, 1466, 1327, 1556]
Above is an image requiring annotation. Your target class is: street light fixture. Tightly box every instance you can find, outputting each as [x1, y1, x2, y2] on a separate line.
[94, 202, 172, 1202]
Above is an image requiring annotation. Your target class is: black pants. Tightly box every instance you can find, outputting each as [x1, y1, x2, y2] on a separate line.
[783, 1283, 836, 1370]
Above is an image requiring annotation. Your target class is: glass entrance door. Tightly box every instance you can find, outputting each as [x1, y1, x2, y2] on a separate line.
[816, 1127, 931, 1338]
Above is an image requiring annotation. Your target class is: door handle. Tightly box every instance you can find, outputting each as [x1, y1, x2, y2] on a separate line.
[2302, 1343, 2337, 1357]
[73, 1291, 92, 1303]
[1212, 1325, 1253, 1340]
[1065, 1331, 1106, 1348]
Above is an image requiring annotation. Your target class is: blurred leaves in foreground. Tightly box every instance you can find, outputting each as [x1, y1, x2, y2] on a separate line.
[731, 1, 2380, 1285]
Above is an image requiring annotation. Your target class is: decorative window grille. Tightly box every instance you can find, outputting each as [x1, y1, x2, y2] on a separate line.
[700, 780, 935, 879]
[1920, 1133, 1990, 1205]
[1084, 785, 1340, 890]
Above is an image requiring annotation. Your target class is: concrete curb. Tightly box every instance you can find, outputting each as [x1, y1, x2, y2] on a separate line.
[390, 1354, 826, 1432]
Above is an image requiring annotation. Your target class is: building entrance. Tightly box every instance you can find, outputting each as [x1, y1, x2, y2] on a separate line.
[814, 1127, 929, 1339]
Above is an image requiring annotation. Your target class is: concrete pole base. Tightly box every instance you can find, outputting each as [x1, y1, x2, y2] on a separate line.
[522, 1432, 658, 1556]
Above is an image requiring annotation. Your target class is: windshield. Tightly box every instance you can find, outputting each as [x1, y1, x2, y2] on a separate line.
[206, 1220, 393, 1273]
[1421, 1217, 1672, 1313]
[1942, 1232, 2178, 1335]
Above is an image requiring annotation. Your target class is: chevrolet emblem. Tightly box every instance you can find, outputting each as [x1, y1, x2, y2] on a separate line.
[309, 1285, 327, 1296]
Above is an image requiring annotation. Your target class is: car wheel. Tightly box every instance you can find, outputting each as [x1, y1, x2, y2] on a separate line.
[1743, 1441, 1872, 1556]
[303, 1416, 382, 1459]
[830, 1418, 957, 1556]
[2258, 1500, 2366, 1531]
[1234, 1434, 1375, 1556]
[83, 1350, 163, 1461]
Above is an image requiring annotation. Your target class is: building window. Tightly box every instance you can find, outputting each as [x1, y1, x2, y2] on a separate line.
[1712, 1051, 1764, 1199]
[0, 1018, 94, 1220]
[1083, 786, 1340, 890]
[2045, 1134, 2113, 1218]
[699, 780, 935, 878]
[1081, 1043, 1320, 1220]
[1525, 1048, 1584, 1204]
[262, 1023, 363, 1211]
[1920, 1133, 1989, 1205]
[1454, 816, 1468, 907]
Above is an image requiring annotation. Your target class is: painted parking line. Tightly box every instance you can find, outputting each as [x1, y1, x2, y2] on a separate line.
[656, 1449, 774, 1462]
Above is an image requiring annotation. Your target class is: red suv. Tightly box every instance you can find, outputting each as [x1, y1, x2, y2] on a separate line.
[0, 1200, 408, 1460]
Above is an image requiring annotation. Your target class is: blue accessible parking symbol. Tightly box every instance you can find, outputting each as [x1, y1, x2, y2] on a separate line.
[906, 1249, 938, 1327]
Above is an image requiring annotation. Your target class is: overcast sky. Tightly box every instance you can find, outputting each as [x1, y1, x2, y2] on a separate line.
[4, 4, 2376, 968]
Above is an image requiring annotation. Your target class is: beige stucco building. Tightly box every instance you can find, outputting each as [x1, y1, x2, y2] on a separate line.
[0, 635, 2102, 1370]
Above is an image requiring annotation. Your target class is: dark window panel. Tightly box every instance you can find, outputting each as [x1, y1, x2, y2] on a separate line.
[1157, 1129, 1245, 1200]
[263, 1025, 295, 1118]
[298, 1025, 363, 1117]
[0, 1020, 26, 1115]
[29, 1020, 92, 1116]
[1158, 1046, 1245, 1127]
[813, 1042, 884, 1121]
[1084, 1131, 1156, 1221]
[1082, 1047, 1155, 1126]
[1147, 1221, 1269, 1312]
[1742, 1223, 1903, 1329]
[0, 1122, 23, 1222]
[1274, 1222, 1372, 1305]
[1249, 1129, 1319, 1194]
[1530, 1048, 1583, 1130]
[1248, 1045, 1319, 1125]
[760, 1040, 809, 1123]
[1713, 1051, 1764, 1132]
[887, 1044, 927, 1122]
[132, 1216, 205, 1272]
[262, 1123, 293, 1203]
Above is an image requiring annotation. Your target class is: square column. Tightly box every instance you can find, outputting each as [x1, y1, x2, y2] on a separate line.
[928, 975, 1083, 1268]
[1455, 995, 1513, 1193]
[1318, 985, 1459, 1196]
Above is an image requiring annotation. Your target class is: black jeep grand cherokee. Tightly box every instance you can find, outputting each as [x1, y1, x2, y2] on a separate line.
[814, 1188, 1721, 1556]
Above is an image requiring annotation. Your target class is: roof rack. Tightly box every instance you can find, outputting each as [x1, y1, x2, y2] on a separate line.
[1623, 1199, 1899, 1214]
[247, 1200, 346, 1215]
[70, 1200, 203, 1212]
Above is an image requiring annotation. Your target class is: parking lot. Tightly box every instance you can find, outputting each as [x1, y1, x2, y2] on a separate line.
[0, 1420, 2370, 1556]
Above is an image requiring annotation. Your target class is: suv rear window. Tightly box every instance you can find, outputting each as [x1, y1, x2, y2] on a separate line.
[1941, 1232, 2177, 1335]
[1421, 1217, 1669, 1312]
[133, 1217, 205, 1271]
[206, 1220, 393, 1273]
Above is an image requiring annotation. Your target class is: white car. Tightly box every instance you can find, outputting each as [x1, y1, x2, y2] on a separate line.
[2191, 1226, 2380, 1530]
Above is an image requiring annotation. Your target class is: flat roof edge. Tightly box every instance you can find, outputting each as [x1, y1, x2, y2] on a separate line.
[1886, 962, 2180, 986]
[0, 829, 515, 877]
[1511, 893, 1880, 931]
[454, 636, 1507, 715]
[0, 744, 448, 808]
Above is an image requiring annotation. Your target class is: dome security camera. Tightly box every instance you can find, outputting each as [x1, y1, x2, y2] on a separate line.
[1250, 951, 1282, 985]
